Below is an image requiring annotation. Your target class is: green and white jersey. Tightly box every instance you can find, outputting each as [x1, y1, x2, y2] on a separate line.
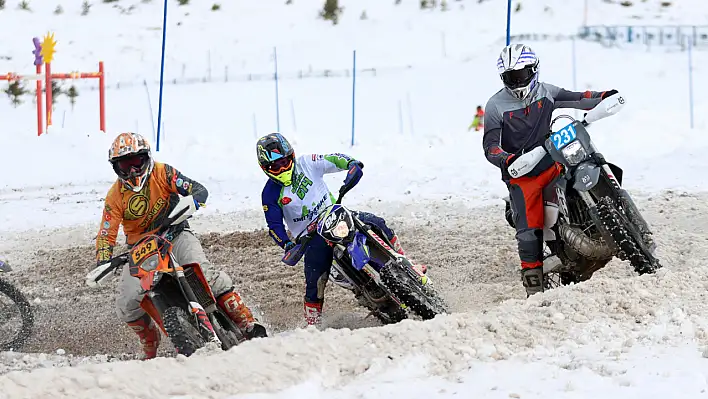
[262, 153, 355, 243]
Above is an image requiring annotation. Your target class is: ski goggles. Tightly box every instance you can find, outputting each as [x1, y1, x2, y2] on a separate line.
[113, 153, 150, 178]
[501, 64, 536, 89]
[265, 156, 293, 175]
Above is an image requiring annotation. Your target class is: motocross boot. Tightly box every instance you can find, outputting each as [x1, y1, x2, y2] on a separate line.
[126, 313, 161, 360]
[390, 234, 428, 274]
[521, 265, 544, 298]
[304, 298, 323, 326]
[217, 291, 268, 339]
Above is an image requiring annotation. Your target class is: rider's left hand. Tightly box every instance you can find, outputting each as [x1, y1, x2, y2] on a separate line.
[343, 161, 364, 189]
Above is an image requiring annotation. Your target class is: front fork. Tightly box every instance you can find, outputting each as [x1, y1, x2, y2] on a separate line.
[597, 160, 655, 253]
[174, 268, 222, 346]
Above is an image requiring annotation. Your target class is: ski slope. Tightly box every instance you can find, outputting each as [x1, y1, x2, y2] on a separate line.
[0, 0, 708, 398]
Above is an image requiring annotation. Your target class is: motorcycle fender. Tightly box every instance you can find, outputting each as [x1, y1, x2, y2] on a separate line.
[140, 270, 161, 292]
[346, 232, 371, 271]
[572, 163, 601, 192]
[607, 162, 624, 186]
[140, 296, 167, 335]
[182, 263, 217, 303]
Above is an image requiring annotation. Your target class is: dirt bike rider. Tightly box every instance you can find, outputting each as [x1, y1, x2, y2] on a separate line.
[257, 133, 426, 326]
[483, 44, 619, 298]
[96, 132, 267, 359]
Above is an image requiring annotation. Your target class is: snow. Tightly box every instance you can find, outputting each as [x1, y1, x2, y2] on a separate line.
[3, 263, 708, 398]
[0, 0, 707, 397]
[235, 345, 708, 399]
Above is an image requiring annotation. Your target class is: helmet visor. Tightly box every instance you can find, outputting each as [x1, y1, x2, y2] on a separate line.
[113, 153, 150, 179]
[501, 65, 536, 89]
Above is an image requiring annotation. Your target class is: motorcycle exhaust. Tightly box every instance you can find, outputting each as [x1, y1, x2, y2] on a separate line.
[559, 224, 614, 260]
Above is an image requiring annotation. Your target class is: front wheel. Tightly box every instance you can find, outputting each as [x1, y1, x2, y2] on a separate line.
[162, 307, 206, 357]
[596, 196, 661, 274]
[0, 278, 33, 352]
[379, 260, 449, 320]
[211, 311, 243, 351]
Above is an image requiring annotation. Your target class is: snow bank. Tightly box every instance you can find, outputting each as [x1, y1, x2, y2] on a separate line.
[1, 263, 707, 398]
[235, 345, 708, 399]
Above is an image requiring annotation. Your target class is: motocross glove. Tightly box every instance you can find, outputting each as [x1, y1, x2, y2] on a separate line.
[343, 161, 364, 189]
[601, 89, 618, 99]
[283, 241, 296, 251]
[501, 153, 517, 181]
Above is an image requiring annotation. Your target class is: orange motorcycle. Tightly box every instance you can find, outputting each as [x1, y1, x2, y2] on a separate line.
[87, 202, 245, 356]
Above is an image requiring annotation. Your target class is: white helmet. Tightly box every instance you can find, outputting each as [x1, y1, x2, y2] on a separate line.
[497, 44, 540, 100]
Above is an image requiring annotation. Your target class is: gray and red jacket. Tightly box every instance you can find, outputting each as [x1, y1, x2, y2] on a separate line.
[482, 82, 609, 179]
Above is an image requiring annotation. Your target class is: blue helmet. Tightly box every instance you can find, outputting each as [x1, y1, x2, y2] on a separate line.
[256, 133, 295, 186]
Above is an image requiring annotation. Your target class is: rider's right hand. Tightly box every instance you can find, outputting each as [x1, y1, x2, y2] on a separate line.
[283, 241, 296, 252]
[502, 153, 516, 180]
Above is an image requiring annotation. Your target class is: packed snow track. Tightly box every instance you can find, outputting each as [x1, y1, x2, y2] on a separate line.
[0, 192, 707, 398]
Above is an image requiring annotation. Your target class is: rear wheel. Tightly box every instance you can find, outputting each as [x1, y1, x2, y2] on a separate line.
[163, 307, 206, 357]
[0, 278, 33, 352]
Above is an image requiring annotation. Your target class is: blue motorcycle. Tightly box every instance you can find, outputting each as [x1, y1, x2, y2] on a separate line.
[283, 186, 449, 324]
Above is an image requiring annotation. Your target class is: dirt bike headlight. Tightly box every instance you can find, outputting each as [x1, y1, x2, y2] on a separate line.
[561, 141, 587, 165]
[140, 254, 160, 272]
[333, 220, 350, 238]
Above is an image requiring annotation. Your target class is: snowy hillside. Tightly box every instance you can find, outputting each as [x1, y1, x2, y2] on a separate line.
[0, 0, 707, 398]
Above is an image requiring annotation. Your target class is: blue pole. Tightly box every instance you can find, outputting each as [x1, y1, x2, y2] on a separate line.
[351, 50, 356, 147]
[506, 0, 512, 45]
[688, 36, 694, 129]
[155, 0, 168, 152]
[274, 47, 281, 132]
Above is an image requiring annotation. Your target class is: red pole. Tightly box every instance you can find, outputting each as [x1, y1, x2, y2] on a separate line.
[99, 61, 105, 132]
[45, 62, 52, 130]
[36, 64, 43, 136]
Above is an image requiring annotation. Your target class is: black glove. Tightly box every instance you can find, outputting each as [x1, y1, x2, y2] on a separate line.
[601, 89, 618, 99]
[283, 241, 296, 252]
[501, 153, 517, 180]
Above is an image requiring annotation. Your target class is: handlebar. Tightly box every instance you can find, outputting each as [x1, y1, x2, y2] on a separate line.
[96, 205, 190, 267]
[87, 204, 193, 286]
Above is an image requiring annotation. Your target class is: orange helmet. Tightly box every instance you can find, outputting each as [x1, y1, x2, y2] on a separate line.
[108, 132, 154, 192]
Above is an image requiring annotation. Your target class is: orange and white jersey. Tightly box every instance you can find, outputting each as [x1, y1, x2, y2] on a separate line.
[95, 162, 208, 263]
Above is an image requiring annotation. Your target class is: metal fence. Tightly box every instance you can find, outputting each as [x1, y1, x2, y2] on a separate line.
[578, 25, 708, 48]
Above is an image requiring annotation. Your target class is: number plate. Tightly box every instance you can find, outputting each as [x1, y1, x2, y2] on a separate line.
[550, 123, 577, 150]
[131, 238, 158, 266]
